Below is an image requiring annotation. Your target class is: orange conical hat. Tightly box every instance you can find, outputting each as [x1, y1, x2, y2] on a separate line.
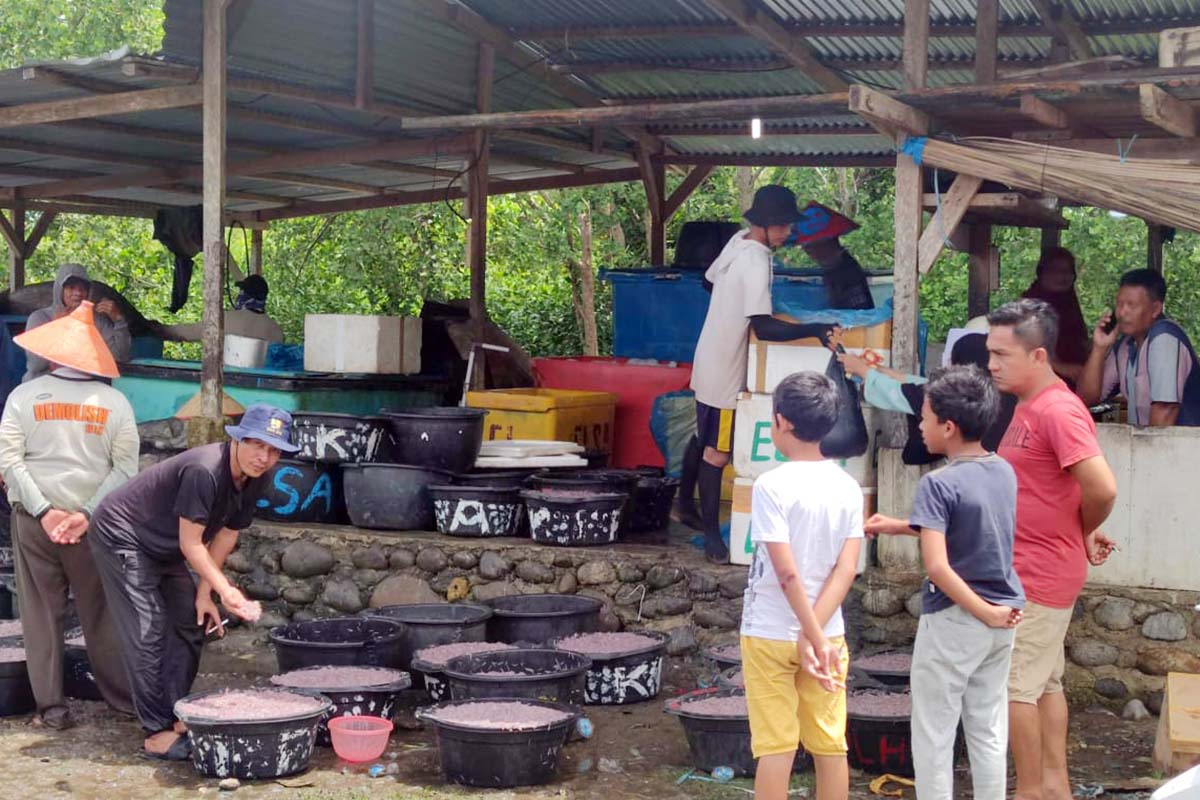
[14, 300, 120, 379]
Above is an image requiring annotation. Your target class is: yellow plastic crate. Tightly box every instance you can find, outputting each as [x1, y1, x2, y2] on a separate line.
[467, 388, 617, 453]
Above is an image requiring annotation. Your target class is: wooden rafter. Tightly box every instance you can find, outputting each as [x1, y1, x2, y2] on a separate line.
[0, 85, 203, 130]
[548, 54, 1113, 76]
[0, 210, 19, 254]
[1139, 84, 1198, 138]
[1030, 1, 1093, 61]
[975, 0, 999, 84]
[1018, 94, 1071, 129]
[509, 16, 1200, 41]
[20, 135, 472, 200]
[22, 210, 58, 258]
[245, 167, 643, 223]
[848, 85, 930, 139]
[408, 0, 663, 153]
[658, 154, 893, 167]
[649, 122, 874, 137]
[701, 0, 847, 91]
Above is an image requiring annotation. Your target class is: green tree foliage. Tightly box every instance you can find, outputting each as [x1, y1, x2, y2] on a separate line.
[5, 2, 1199, 362]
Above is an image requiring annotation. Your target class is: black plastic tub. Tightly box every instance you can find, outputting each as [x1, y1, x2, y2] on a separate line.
[411, 643, 518, 701]
[846, 688, 963, 777]
[443, 648, 591, 705]
[453, 470, 537, 488]
[551, 631, 668, 705]
[428, 485, 524, 538]
[482, 594, 603, 645]
[342, 463, 454, 531]
[291, 413, 393, 464]
[522, 489, 626, 546]
[855, 650, 912, 689]
[363, 603, 491, 670]
[526, 469, 639, 496]
[381, 407, 487, 473]
[416, 698, 579, 788]
[628, 468, 680, 534]
[703, 643, 741, 671]
[0, 655, 35, 717]
[64, 642, 102, 701]
[665, 687, 811, 777]
[256, 459, 347, 525]
[270, 665, 411, 746]
[269, 617, 406, 672]
[174, 688, 332, 780]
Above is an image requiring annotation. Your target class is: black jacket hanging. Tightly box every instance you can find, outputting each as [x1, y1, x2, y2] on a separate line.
[153, 205, 203, 313]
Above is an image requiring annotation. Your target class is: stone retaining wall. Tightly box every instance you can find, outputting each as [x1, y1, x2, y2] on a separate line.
[852, 571, 1200, 712]
[225, 523, 752, 657]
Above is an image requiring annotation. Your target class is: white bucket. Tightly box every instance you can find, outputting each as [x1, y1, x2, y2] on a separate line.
[223, 334, 269, 369]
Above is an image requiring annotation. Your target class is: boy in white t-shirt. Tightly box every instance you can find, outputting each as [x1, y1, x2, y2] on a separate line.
[740, 371, 863, 800]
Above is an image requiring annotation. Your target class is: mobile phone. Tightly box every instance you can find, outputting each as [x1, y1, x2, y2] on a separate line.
[1101, 308, 1117, 335]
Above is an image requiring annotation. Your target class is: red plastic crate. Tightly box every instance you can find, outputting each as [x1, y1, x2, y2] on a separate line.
[532, 357, 692, 469]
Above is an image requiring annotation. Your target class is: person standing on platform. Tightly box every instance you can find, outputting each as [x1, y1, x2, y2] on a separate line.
[687, 185, 838, 563]
[22, 263, 131, 382]
[0, 300, 137, 729]
[88, 404, 297, 760]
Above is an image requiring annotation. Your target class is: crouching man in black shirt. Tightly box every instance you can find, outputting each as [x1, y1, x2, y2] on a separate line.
[88, 404, 298, 760]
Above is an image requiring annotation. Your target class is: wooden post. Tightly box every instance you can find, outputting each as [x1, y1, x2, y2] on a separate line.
[200, 0, 229, 429]
[1041, 226, 1061, 250]
[649, 159, 666, 265]
[250, 227, 263, 275]
[7, 202, 24, 291]
[467, 43, 494, 388]
[1147, 222, 1164, 273]
[967, 223, 993, 318]
[355, 0, 374, 110]
[886, 0, 929, 448]
[975, 0, 999, 84]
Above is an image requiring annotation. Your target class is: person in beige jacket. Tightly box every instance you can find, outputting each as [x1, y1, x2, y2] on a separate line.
[0, 301, 137, 729]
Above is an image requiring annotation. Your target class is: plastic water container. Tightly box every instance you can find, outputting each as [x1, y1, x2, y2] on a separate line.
[223, 334, 269, 369]
[328, 715, 393, 763]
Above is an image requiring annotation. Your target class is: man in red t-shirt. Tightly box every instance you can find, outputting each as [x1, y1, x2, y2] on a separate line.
[987, 299, 1118, 800]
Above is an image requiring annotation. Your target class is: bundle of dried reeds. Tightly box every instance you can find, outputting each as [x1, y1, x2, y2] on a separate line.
[902, 136, 1200, 232]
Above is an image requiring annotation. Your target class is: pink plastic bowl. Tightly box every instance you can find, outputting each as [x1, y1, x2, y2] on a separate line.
[328, 715, 393, 763]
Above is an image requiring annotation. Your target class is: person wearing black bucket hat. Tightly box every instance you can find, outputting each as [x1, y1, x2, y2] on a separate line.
[685, 185, 840, 564]
[87, 404, 299, 760]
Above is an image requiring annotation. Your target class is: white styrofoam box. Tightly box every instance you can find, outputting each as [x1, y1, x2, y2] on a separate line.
[303, 314, 421, 375]
[746, 322, 892, 395]
[730, 477, 872, 573]
[732, 392, 878, 486]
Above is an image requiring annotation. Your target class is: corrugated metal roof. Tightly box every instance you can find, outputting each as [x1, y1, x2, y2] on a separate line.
[0, 0, 1188, 219]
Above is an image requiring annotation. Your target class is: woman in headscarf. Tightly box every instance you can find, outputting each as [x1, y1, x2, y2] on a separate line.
[1022, 247, 1090, 385]
[839, 333, 1016, 465]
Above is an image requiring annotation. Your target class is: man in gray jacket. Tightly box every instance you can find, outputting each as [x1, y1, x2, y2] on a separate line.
[22, 263, 131, 383]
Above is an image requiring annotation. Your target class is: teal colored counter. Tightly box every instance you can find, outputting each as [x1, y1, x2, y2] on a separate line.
[115, 359, 449, 423]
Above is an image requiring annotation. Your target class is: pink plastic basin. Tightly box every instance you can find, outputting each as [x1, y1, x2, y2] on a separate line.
[328, 715, 393, 763]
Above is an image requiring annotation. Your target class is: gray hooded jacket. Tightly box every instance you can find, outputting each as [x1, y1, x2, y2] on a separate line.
[21, 263, 131, 382]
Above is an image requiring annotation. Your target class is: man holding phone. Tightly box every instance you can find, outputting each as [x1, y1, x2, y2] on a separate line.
[1078, 269, 1200, 427]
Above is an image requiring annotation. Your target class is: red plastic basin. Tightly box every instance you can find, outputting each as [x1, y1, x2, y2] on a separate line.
[532, 357, 692, 469]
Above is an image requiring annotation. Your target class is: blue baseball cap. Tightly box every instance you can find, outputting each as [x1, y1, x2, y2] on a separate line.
[225, 404, 300, 453]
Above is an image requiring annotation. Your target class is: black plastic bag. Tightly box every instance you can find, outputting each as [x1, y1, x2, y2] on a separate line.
[819, 349, 870, 459]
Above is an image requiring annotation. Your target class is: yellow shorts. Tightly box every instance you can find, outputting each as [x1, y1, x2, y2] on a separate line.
[1008, 601, 1073, 704]
[741, 635, 849, 758]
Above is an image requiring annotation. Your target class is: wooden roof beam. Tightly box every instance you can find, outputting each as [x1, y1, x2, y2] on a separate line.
[650, 122, 876, 137]
[918, 174, 982, 273]
[19, 135, 473, 200]
[663, 165, 714, 219]
[657, 153, 894, 167]
[848, 85, 930, 139]
[1018, 94, 1071, 129]
[0, 85, 203, 129]
[1030, 1, 1093, 60]
[701, 0, 848, 91]
[244, 167, 644, 223]
[1139, 84, 1198, 137]
[490, 151, 586, 175]
[510, 16, 1200, 40]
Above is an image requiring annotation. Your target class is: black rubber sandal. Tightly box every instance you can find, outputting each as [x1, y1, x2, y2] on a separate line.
[139, 735, 192, 762]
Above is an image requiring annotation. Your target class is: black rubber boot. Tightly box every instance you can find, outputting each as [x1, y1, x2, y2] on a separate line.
[672, 435, 703, 530]
[698, 460, 728, 563]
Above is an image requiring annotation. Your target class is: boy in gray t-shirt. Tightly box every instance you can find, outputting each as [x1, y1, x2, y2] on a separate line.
[866, 366, 1025, 800]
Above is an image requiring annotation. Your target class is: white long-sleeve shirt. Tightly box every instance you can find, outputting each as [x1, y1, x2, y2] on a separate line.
[0, 368, 139, 516]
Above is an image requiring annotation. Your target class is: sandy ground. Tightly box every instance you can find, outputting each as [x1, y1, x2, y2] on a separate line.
[0, 628, 1166, 800]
